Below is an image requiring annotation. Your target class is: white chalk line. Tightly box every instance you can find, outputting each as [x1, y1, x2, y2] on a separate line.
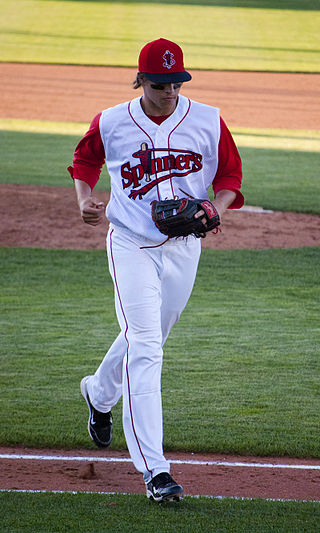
[1, 453, 320, 470]
[1, 488, 319, 504]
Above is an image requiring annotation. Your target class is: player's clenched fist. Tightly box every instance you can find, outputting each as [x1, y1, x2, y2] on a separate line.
[79, 197, 106, 226]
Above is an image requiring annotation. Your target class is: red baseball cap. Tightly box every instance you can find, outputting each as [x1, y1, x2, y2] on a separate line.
[138, 38, 192, 83]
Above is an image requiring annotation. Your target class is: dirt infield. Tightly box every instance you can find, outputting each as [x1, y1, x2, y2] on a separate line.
[1, 63, 320, 129]
[1, 184, 320, 250]
[1, 63, 320, 500]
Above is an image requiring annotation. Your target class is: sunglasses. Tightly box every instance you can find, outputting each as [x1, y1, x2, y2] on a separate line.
[150, 82, 182, 91]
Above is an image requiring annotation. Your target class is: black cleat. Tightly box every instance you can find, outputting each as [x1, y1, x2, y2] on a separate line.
[80, 376, 113, 448]
[146, 472, 184, 503]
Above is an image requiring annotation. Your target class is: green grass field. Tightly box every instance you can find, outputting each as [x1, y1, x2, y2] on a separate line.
[1, 246, 319, 456]
[2, 492, 320, 533]
[1, 0, 320, 71]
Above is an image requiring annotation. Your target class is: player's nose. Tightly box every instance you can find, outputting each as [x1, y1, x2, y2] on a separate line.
[164, 83, 175, 94]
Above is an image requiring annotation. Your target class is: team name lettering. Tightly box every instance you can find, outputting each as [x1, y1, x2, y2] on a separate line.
[121, 149, 203, 197]
[121, 162, 144, 189]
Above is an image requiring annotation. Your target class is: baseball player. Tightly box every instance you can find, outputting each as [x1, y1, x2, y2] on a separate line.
[68, 38, 244, 502]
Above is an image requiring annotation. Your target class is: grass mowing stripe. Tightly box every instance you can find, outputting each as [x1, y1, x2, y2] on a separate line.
[233, 133, 320, 152]
[1, 247, 319, 456]
[2, 119, 320, 151]
[0, 118, 90, 135]
[1, 492, 320, 533]
[1, 1, 320, 72]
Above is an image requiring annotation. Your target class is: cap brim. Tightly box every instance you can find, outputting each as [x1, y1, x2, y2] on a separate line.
[143, 71, 192, 83]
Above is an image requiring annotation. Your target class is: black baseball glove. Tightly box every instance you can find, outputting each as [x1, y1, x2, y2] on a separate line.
[151, 198, 220, 239]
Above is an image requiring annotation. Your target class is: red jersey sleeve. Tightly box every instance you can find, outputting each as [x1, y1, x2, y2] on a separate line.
[67, 112, 105, 190]
[212, 117, 244, 209]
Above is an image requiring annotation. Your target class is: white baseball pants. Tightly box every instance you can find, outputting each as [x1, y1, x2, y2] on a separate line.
[86, 223, 201, 482]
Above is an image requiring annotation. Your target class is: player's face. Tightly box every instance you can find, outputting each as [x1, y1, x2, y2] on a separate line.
[141, 80, 183, 116]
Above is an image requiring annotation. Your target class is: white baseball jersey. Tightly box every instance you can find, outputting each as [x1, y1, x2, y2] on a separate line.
[99, 95, 220, 242]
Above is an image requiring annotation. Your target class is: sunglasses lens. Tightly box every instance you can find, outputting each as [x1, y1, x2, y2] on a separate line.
[150, 83, 182, 90]
[150, 84, 164, 90]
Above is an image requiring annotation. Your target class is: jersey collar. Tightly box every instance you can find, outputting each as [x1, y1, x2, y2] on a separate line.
[128, 95, 191, 132]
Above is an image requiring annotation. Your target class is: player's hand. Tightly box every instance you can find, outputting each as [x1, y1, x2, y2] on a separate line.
[194, 209, 206, 224]
[79, 198, 106, 226]
[193, 208, 212, 226]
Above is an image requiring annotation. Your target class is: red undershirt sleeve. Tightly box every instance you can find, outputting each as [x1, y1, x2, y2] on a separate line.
[213, 117, 244, 209]
[67, 112, 105, 190]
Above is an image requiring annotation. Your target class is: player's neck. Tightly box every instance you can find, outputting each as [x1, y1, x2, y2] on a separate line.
[140, 95, 178, 117]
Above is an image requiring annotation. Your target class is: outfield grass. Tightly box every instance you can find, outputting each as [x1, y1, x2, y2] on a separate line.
[1, 246, 319, 457]
[239, 146, 320, 213]
[1, 492, 320, 533]
[0, 129, 109, 191]
[1, 0, 319, 72]
[1, 126, 320, 213]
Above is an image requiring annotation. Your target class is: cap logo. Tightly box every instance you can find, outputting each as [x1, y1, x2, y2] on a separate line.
[162, 50, 175, 70]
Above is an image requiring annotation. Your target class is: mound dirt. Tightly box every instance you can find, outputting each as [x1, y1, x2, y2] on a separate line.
[1, 184, 319, 250]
